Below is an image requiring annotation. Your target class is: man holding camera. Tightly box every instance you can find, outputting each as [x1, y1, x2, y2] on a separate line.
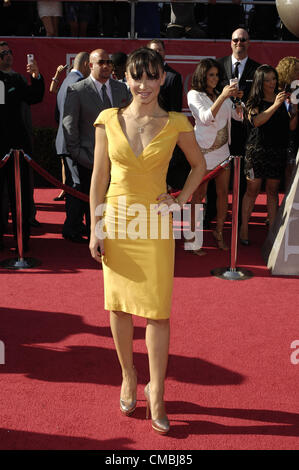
[0, 41, 44, 252]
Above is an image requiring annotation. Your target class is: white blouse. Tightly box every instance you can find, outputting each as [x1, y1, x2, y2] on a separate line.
[187, 89, 242, 149]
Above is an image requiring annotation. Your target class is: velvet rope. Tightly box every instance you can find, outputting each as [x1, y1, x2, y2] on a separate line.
[171, 155, 233, 201]
[23, 153, 89, 203]
[19, 151, 233, 205]
[0, 151, 12, 169]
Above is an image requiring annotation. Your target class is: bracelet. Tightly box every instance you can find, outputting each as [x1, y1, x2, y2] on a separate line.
[172, 196, 182, 208]
[51, 77, 59, 82]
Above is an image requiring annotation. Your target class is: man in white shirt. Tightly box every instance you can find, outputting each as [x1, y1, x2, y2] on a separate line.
[218, 28, 260, 105]
[203, 29, 261, 225]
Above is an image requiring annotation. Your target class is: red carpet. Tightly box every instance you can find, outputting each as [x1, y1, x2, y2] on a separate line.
[0, 189, 298, 450]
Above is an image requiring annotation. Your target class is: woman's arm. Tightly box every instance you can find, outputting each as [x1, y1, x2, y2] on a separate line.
[251, 91, 287, 127]
[188, 85, 238, 125]
[210, 84, 238, 118]
[89, 125, 111, 262]
[175, 131, 207, 207]
[49, 65, 66, 94]
[156, 130, 206, 210]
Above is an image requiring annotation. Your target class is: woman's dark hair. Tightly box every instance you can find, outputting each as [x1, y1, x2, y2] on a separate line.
[126, 47, 164, 81]
[191, 58, 222, 93]
[246, 64, 279, 112]
[126, 47, 166, 109]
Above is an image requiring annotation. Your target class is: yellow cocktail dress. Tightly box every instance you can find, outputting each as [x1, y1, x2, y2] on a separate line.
[94, 108, 193, 319]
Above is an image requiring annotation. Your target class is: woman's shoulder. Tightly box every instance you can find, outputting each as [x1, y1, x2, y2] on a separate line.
[187, 89, 207, 99]
[169, 112, 193, 132]
[94, 107, 118, 126]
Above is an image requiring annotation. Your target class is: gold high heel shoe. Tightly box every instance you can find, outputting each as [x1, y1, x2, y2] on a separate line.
[212, 230, 229, 251]
[120, 366, 137, 416]
[144, 383, 170, 435]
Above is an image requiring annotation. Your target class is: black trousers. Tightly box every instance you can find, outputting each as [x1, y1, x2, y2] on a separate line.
[77, 163, 92, 238]
[62, 156, 85, 238]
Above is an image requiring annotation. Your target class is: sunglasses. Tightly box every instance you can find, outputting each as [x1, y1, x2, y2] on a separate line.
[97, 59, 113, 66]
[232, 38, 247, 43]
[0, 49, 13, 59]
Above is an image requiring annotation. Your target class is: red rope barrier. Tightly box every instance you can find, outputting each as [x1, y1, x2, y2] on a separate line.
[23, 153, 89, 203]
[19, 151, 233, 205]
[0, 152, 12, 169]
[171, 155, 233, 201]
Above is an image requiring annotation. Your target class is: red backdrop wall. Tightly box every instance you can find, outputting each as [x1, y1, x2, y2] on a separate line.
[2, 37, 299, 128]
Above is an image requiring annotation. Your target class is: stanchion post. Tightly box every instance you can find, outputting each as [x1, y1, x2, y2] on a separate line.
[230, 155, 241, 271]
[211, 155, 253, 281]
[0, 149, 41, 270]
[14, 149, 24, 260]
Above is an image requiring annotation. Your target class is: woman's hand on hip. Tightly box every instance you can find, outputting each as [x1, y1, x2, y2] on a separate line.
[156, 193, 182, 215]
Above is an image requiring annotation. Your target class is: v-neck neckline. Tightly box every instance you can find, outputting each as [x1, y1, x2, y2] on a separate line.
[116, 110, 170, 159]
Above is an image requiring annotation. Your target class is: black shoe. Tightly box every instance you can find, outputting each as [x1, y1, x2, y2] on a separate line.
[53, 193, 66, 201]
[63, 234, 88, 244]
[30, 219, 42, 228]
[240, 238, 250, 246]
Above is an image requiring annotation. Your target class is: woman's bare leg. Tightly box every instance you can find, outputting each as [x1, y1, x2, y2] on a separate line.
[110, 310, 136, 402]
[145, 318, 170, 420]
[41, 17, 54, 37]
[240, 178, 262, 240]
[215, 167, 230, 233]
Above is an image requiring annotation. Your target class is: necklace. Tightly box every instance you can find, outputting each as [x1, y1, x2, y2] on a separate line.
[128, 110, 157, 134]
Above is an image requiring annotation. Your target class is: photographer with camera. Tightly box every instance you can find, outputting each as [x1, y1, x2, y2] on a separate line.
[0, 41, 44, 252]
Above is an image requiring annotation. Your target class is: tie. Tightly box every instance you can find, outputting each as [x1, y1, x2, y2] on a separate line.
[101, 83, 112, 108]
[233, 62, 240, 79]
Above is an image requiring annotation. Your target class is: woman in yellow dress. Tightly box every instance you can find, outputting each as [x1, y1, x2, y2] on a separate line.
[89, 48, 206, 434]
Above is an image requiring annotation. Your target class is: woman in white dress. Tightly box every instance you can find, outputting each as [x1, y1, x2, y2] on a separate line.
[187, 58, 243, 252]
[37, 1, 62, 36]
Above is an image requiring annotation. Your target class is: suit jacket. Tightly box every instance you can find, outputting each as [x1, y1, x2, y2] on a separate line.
[0, 71, 44, 155]
[217, 55, 261, 103]
[63, 76, 130, 169]
[217, 55, 260, 155]
[161, 63, 183, 112]
[56, 70, 84, 156]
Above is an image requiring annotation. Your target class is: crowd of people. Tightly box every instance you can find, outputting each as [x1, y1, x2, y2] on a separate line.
[0, 0, 297, 40]
[1, 31, 299, 253]
[1, 28, 299, 435]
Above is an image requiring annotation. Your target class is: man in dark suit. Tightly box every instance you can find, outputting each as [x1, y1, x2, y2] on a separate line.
[147, 39, 189, 189]
[147, 39, 182, 112]
[63, 49, 130, 237]
[55, 51, 90, 243]
[205, 28, 260, 225]
[0, 41, 44, 252]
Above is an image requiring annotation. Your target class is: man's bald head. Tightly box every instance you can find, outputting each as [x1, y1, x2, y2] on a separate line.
[89, 49, 113, 83]
[73, 51, 90, 78]
[231, 28, 250, 60]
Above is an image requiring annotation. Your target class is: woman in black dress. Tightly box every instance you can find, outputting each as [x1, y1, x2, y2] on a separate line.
[239, 65, 298, 244]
